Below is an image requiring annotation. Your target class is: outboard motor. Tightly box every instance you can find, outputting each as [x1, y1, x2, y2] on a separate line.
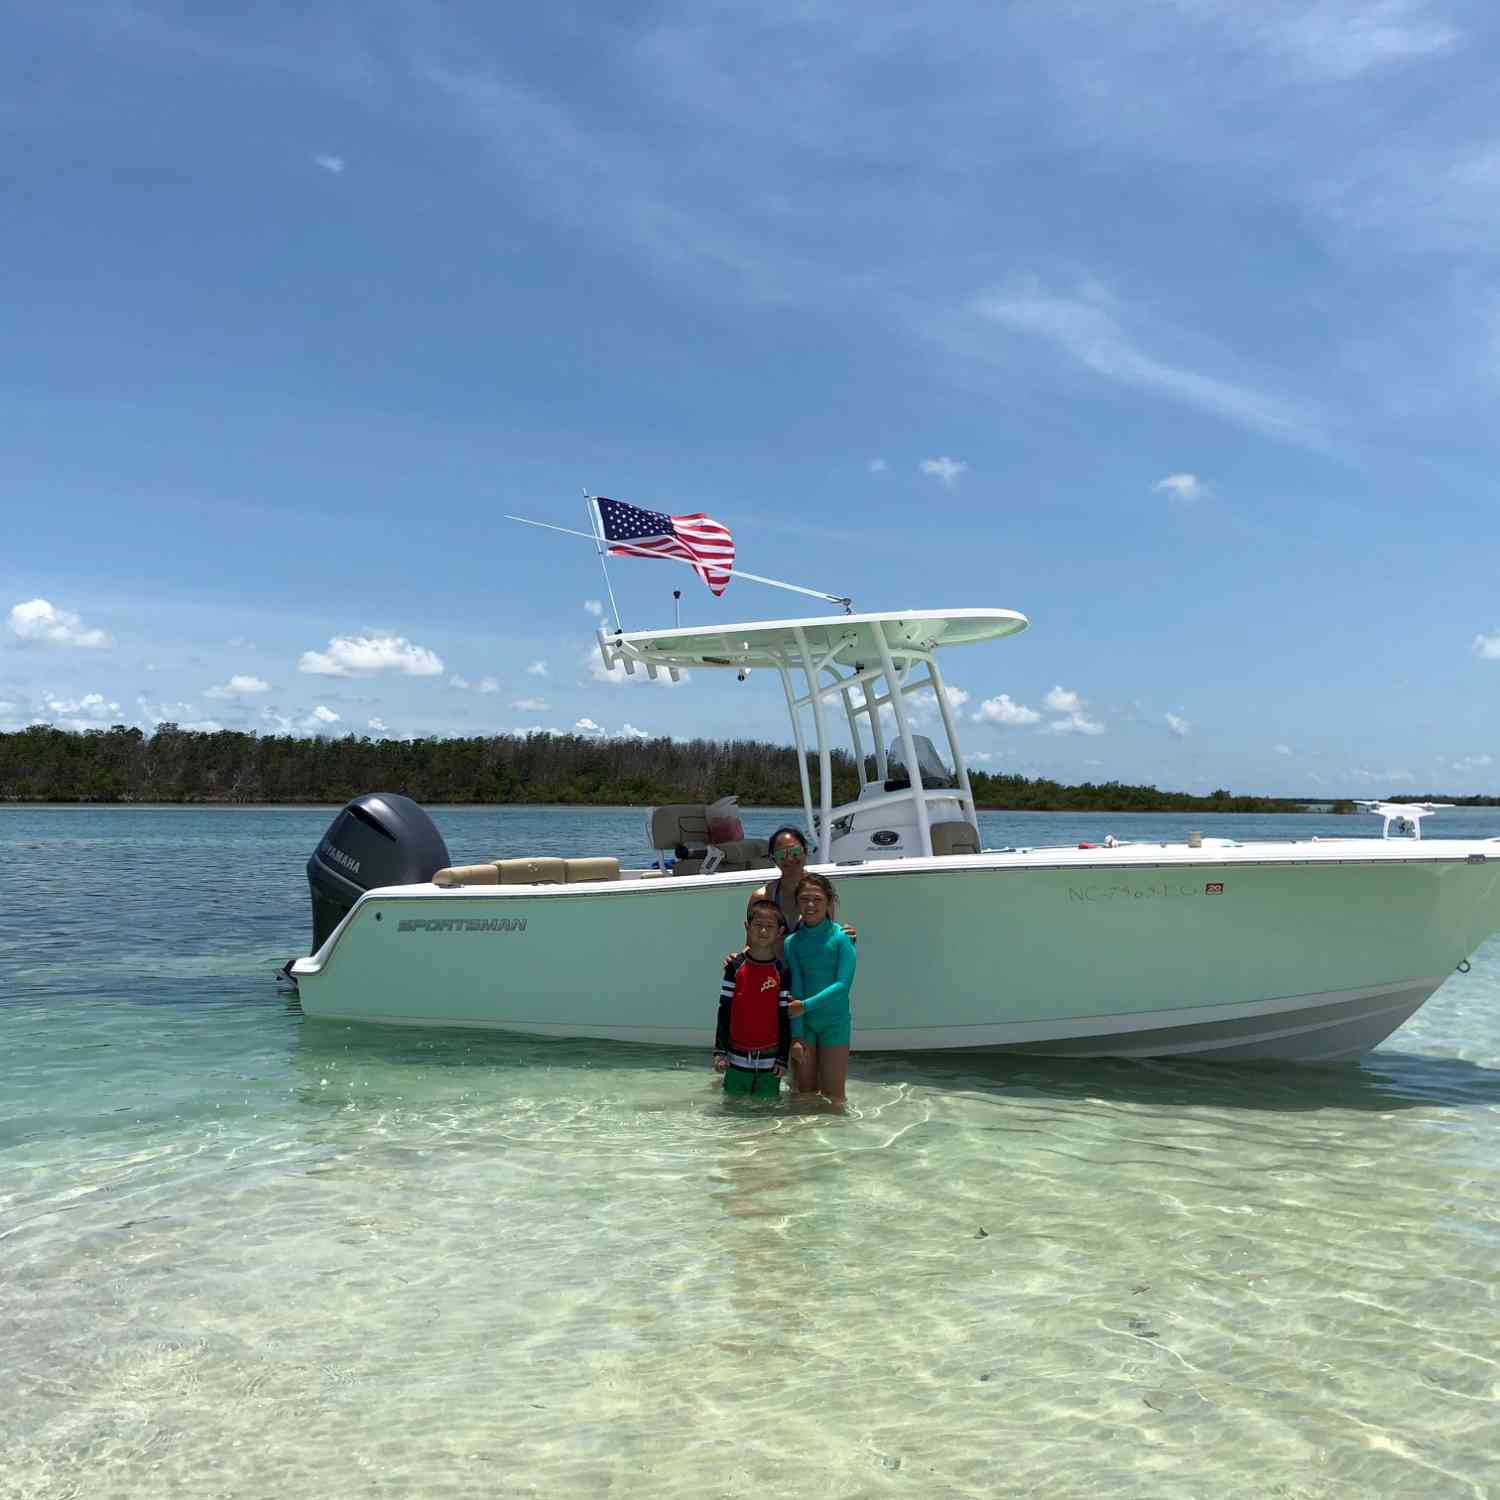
[305, 793, 451, 953]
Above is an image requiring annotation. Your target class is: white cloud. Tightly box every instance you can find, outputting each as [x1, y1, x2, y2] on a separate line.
[0, 700, 15, 714]
[448, 673, 471, 690]
[1274, 743, 1293, 756]
[919, 456, 968, 487]
[868, 458, 888, 474]
[1352, 767, 1416, 783]
[908, 682, 970, 726]
[583, 599, 605, 617]
[574, 716, 606, 736]
[1042, 684, 1103, 735]
[975, 282, 1319, 448]
[313, 153, 346, 174]
[526, 660, 549, 677]
[1265, 3, 1459, 81]
[1048, 712, 1105, 736]
[137, 697, 199, 727]
[972, 693, 1041, 727]
[1473, 632, 1500, 660]
[478, 676, 499, 693]
[298, 634, 444, 677]
[1449, 753, 1493, 772]
[205, 673, 271, 699]
[368, 717, 389, 733]
[43, 692, 121, 720]
[1166, 712, 1190, 737]
[1156, 473, 1203, 502]
[300, 705, 341, 733]
[619, 722, 649, 740]
[512, 696, 548, 711]
[8, 598, 112, 649]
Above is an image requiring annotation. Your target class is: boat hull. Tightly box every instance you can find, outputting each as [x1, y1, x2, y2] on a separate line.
[290, 845, 1500, 1061]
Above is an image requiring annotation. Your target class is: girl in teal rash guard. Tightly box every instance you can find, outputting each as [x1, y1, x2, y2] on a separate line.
[784, 873, 856, 1103]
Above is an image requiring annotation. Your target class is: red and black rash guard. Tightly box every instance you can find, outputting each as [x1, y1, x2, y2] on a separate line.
[714, 954, 792, 1071]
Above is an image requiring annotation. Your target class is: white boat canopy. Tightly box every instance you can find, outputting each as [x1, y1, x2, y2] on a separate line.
[599, 609, 1029, 861]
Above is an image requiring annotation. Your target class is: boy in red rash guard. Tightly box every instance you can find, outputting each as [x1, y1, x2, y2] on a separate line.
[714, 900, 797, 1098]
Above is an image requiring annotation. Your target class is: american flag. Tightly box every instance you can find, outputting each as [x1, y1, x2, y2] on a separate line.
[594, 497, 736, 597]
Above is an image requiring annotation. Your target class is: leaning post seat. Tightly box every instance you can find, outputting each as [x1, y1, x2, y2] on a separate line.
[646, 802, 773, 875]
[930, 821, 981, 857]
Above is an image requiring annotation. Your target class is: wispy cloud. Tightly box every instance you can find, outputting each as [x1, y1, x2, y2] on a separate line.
[1165, 712, 1190, 737]
[1156, 473, 1203, 502]
[1473, 631, 1500, 660]
[205, 673, 271, 699]
[512, 696, 548, 711]
[313, 153, 346, 174]
[8, 598, 111, 649]
[1447, 752, 1493, 772]
[1352, 766, 1416, 783]
[1275, 743, 1294, 756]
[299, 634, 444, 677]
[526, 660, 549, 677]
[42, 692, 120, 721]
[920, 456, 967, 486]
[1256, 1, 1459, 82]
[583, 599, 605, 617]
[867, 458, 888, 474]
[478, 676, 499, 693]
[975, 281, 1321, 448]
[1043, 684, 1104, 736]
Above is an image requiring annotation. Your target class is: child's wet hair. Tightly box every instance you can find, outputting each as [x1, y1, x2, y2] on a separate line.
[796, 872, 837, 914]
[745, 898, 788, 929]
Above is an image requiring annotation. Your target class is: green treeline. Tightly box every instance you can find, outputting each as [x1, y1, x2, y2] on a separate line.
[0, 723, 1305, 812]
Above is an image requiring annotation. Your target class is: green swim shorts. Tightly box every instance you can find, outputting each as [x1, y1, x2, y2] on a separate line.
[724, 1065, 782, 1098]
[800, 1010, 852, 1049]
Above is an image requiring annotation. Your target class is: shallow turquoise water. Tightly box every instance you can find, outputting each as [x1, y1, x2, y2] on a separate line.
[4, 805, 1500, 1498]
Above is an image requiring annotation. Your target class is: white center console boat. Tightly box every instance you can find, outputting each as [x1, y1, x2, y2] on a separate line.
[289, 609, 1500, 1061]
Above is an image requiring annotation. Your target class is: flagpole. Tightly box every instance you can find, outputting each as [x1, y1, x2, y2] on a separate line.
[581, 490, 623, 632]
[504, 515, 853, 610]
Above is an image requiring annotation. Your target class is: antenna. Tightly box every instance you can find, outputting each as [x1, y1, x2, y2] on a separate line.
[582, 489, 623, 632]
[673, 589, 681, 628]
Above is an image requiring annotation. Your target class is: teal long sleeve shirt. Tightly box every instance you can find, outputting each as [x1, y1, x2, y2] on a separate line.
[784, 918, 856, 1030]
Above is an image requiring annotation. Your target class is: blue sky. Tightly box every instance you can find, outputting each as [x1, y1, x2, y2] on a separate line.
[3, 0, 1497, 795]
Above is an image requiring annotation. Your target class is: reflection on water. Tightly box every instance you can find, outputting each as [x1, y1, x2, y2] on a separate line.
[4, 806, 1500, 1496]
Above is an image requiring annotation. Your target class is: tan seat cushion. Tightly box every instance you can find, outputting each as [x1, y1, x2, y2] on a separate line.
[711, 838, 772, 871]
[564, 857, 620, 883]
[432, 863, 501, 887]
[931, 821, 981, 856]
[498, 857, 567, 885]
[650, 803, 709, 851]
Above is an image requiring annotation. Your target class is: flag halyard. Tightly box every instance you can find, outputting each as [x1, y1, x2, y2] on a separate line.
[595, 497, 735, 596]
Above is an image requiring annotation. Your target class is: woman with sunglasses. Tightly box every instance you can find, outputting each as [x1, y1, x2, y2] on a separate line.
[750, 826, 857, 952]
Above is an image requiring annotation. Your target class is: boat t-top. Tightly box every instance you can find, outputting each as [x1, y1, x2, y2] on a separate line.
[289, 606, 1500, 1062]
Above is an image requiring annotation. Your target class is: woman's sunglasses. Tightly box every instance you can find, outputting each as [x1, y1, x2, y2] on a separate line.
[771, 847, 805, 863]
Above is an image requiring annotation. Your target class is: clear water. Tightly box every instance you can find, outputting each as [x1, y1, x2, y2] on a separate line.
[4, 805, 1500, 1498]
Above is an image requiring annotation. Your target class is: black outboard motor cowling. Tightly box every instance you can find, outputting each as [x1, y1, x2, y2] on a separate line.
[306, 793, 451, 952]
